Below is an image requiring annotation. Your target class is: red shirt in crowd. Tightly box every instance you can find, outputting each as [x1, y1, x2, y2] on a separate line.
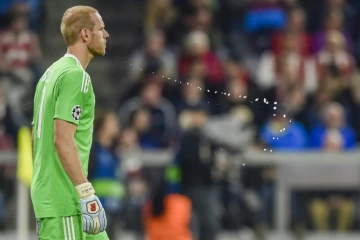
[271, 31, 312, 57]
[0, 30, 35, 69]
[178, 51, 224, 84]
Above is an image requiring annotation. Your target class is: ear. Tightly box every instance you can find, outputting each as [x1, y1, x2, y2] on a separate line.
[80, 28, 90, 43]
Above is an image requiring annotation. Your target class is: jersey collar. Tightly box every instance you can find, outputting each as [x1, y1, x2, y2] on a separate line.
[64, 53, 84, 70]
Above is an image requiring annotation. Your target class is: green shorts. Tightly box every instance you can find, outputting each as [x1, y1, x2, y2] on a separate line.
[36, 215, 109, 240]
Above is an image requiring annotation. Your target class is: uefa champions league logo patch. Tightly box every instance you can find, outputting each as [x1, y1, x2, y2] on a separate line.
[72, 105, 82, 121]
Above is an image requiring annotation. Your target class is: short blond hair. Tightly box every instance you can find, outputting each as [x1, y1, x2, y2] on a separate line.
[61, 6, 98, 46]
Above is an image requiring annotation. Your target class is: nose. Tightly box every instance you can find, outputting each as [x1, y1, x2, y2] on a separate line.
[104, 30, 109, 39]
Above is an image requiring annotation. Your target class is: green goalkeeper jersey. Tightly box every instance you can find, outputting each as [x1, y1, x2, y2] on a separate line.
[31, 54, 95, 218]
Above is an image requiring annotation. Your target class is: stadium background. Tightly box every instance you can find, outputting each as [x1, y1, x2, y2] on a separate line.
[2, 0, 360, 239]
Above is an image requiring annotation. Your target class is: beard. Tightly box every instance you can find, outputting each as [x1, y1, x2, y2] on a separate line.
[88, 41, 106, 56]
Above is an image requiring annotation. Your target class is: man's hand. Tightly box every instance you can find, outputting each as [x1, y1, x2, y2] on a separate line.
[76, 182, 107, 235]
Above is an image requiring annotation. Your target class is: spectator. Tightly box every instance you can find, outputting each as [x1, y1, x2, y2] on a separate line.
[0, 81, 19, 230]
[257, 31, 317, 93]
[312, 10, 353, 54]
[216, 77, 265, 127]
[119, 81, 177, 148]
[88, 109, 125, 240]
[260, 106, 308, 151]
[176, 76, 209, 114]
[0, 0, 45, 31]
[309, 105, 356, 232]
[0, 81, 24, 147]
[0, 2, 41, 115]
[185, 6, 223, 50]
[261, 58, 311, 126]
[117, 129, 146, 236]
[144, 0, 177, 36]
[308, 0, 356, 37]
[117, 127, 143, 175]
[316, 30, 355, 81]
[178, 30, 224, 86]
[128, 29, 177, 83]
[281, 84, 310, 131]
[143, 174, 192, 240]
[271, 7, 312, 56]
[309, 102, 357, 150]
[307, 84, 340, 129]
[129, 108, 157, 149]
[280, 0, 299, 11]
[218, 79, 249, 111]
[223, 56, 250, 85]
[124, 172, 148, 236]
[178, 106, 220, 240]
[217, 57, 262, 116]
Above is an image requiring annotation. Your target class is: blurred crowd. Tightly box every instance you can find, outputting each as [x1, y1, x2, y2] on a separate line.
[0, 0, 44, 231]
[124, 0, 360, 238]
[1, 0, 360, 239]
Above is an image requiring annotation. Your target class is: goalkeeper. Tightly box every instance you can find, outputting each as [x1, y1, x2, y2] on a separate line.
[31, 6, 110, 239]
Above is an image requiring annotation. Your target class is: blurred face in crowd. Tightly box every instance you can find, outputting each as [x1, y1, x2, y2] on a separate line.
[189, 60, 206, 78]
[186, 31, 210, 57]
[285, 86, 306, 111]
[227, 80, 247, 103]
[190, 0, 208, 8]
[325, 30, 345, 53]
[327, 0, 344, 8]
[183, 77, 204, 104]
[132, 109, 151, 133]
[189, 41, 208, 56]
[10, 2, 29, 33]
[142, 82, 162, 106]
[288, 8, 305, 31]
[193, 7, 213, 32]
[324, 129, 344, 152]
[282, 0, 298, 7]
[315, 88, 332, 107]
[324, 103, 345, 129]
[154, 0, 171, 9]
[270, 111, 290, 130]
[279, 57, 299, 84]
[120, 128, 139, 149]
[99, 113, 120, 141]
[146, 30, 165, 57]
[128, 177, 147, 199]
[224, 59, 246, 81]
[11, 15, 29, 33]
[224, 60, 238, 78]
[325, 11, 343, 30]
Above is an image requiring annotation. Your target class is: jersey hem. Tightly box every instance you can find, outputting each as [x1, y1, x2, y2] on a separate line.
[35, 210, 80, 219]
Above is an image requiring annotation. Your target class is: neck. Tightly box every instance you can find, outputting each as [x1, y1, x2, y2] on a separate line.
[66, 44, 93, 70]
